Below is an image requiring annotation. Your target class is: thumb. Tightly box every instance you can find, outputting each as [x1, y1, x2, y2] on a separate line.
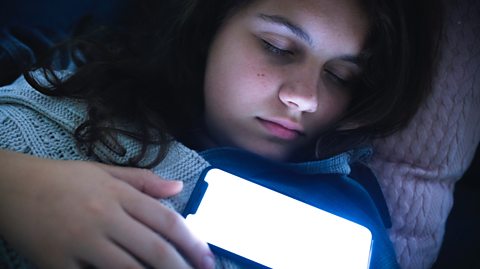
[94, 163, 184, 198]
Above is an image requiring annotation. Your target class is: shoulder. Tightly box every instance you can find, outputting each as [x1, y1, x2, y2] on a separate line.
[0, 73, 88, 158]
[0, 71, 87, 124]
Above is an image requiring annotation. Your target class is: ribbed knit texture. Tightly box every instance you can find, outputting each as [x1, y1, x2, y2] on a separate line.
[0, 75, 215, 268]
[369, 0, 480, 268]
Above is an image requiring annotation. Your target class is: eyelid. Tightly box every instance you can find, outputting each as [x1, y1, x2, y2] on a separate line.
[324, 66, 361, 87]
[262, 39, 293, 56]
[324, 69, 348, 85]
[326, 62, 361, 79]
[262, 34, 290, 47]
[259, 33, 297, 53]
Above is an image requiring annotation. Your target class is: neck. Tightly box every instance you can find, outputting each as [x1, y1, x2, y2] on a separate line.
[177, 120, 218, 152]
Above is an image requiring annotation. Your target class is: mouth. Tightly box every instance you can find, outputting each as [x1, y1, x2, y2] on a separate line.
[257, 117, 305, 140]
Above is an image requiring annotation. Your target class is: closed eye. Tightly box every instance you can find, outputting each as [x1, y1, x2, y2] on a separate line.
[262, 40, 293, 57]
[324, 69, 349, 86]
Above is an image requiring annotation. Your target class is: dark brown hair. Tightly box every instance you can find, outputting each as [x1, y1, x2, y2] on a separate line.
[315, 0, 444, 158]
[25, 0, 444, 166]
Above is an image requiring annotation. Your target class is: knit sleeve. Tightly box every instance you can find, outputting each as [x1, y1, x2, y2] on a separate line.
[0, 75, 88, 160]
[0, 78, 90, 269]
[0, 104, 86, 160]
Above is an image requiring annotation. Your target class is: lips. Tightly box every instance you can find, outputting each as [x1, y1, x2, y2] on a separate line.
[257, 117, 305, 140]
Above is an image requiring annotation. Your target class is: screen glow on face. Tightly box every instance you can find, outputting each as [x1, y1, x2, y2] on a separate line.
[185, 169, 372, 269]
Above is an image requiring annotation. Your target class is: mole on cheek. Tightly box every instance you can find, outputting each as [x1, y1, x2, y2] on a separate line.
[256, 73, 266, 77]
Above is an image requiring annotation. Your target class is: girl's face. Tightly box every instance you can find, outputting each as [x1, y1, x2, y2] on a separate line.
[203, 0, 369, 161]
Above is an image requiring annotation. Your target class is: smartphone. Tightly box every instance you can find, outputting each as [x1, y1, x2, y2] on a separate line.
[183, 168, 373, 269]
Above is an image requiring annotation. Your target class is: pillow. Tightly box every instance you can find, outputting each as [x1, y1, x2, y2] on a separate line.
[368, 0, 480, 268]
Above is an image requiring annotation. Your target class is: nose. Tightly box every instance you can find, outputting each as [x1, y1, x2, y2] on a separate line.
[278, 71, 319, 113]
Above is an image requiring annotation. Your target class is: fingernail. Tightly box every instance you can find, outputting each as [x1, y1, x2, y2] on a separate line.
[167, 180, 183, 189]
[202, 255, 216, 269]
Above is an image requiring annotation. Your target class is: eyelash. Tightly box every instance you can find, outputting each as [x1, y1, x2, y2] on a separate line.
[262, 40, 293, 57]
[324, 70, 349, 87]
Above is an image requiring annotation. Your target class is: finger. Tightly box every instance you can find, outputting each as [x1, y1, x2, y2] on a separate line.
[94, 163, 183, 198]
[109, 210, 194, 269]
[121, 193, 215, 269]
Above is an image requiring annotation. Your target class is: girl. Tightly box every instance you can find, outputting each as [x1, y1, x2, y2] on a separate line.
[0, 0, 442, 268]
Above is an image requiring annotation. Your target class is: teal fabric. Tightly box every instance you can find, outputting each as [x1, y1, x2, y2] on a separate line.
[0, 0, 130, 86]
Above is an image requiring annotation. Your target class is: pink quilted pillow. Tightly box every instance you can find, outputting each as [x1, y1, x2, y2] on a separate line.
[369, 0, 480, 268]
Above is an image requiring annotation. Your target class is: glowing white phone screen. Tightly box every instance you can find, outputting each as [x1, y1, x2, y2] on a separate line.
[184, 168, 372, 269]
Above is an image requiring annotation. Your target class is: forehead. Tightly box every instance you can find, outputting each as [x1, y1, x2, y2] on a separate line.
[245, 0, 367, 20]
[236, 0, 369, 53]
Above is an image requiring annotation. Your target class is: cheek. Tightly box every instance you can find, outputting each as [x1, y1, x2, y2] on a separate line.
[205, 58, 274, 111]
[204, 28, 280, 109]
[308, 93, 351, 133]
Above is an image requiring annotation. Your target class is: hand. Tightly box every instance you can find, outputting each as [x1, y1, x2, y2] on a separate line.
[0, 150, 215, 269]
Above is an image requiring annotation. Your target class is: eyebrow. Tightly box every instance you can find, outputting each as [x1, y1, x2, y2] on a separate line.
[257, 13, 363, 66]
[257, 13, 313, 46]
